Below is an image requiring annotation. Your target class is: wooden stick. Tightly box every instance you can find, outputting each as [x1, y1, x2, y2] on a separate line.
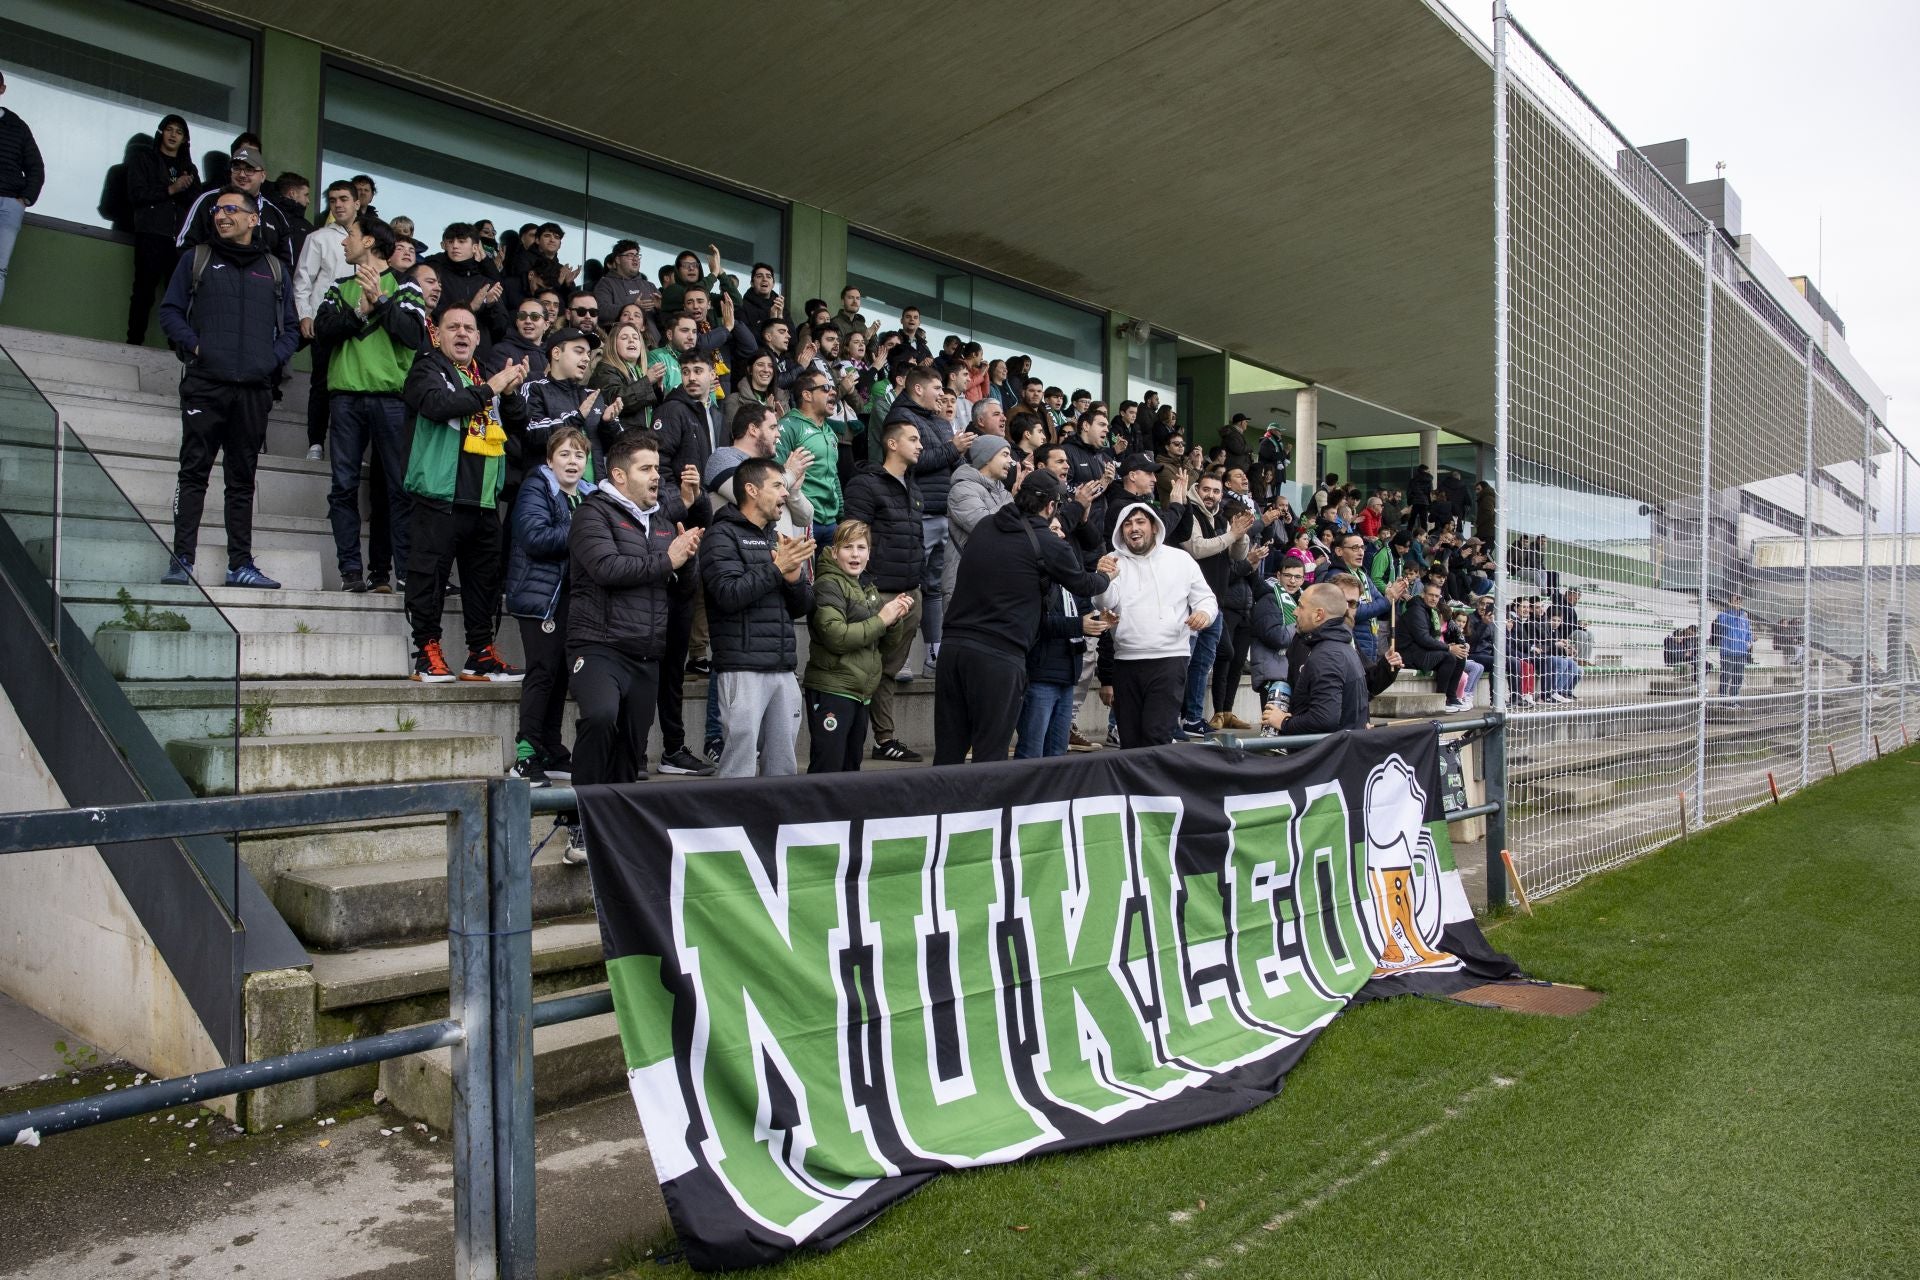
[1677, 789, 1690, 839]
[1903, 724, 1911, 747]
[1873, 733, 1883, 759]
[1501, 848, 1533, 917]
[1828, 743, 1839, 775]
[1767, 772, 1780, 804]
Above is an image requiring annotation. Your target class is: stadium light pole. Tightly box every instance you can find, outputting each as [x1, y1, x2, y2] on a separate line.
[1488, 0, 1512, 911]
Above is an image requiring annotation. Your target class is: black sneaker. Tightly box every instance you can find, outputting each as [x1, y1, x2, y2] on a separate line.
[369, 575, 393, 594]
[658, 747, 716, 777]
[542, 752, 573, 782]
[341, 572, 369, 593]
[872, 739, 922, 763]
[507, 757, 550, 786]
[704, 737, 724, 766]
[685, 657, 711, 678]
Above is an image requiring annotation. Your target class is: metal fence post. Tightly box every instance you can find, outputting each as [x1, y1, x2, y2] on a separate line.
[1484, 717, 1509, 909]
[1861, 411, 1874, 760]
[1801, 342, 1816, 789]
[489, 777, 537, 1278]
[448, 787, 498, 1280]
[1694, 233, 1714, 826]
[1491, 0, 1512, 904]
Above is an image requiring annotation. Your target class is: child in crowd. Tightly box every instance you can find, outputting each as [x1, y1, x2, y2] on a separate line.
[801, 522, 913, 773]
[503, 427, 590, 783]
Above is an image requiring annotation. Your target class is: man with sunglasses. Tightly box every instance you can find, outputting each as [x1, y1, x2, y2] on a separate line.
[486, 299, 551, 381]
[157, 185, 300, 588]
[561, 291, 604, 349]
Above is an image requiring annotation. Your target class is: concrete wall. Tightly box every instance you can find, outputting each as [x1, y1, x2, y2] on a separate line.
[0, 685, 225, 1083]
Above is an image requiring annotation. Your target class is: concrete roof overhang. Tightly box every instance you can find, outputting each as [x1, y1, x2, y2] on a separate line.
[198, 0, 1500, 426]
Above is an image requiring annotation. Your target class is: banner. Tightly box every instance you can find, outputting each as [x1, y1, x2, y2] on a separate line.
[580, 723, 1517, 1270]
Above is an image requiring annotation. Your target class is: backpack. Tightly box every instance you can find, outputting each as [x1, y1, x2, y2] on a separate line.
[177, 243, 287, 362]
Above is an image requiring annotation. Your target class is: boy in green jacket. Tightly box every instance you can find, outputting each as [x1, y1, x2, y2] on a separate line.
[802, 521, 913, 772]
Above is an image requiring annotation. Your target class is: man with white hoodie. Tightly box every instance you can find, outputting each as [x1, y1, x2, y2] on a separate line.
[1096, 501, 1218, 749]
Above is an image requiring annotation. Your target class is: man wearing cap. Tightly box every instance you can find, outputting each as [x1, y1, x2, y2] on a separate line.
[938, 469, 1115, 765]
[1220, 413, 1254, 478]
[177, 145, 296, 269]
[942, 435, 1015, 600]
[1104, 452, 1194, 548]
[594, 239, 662, 346]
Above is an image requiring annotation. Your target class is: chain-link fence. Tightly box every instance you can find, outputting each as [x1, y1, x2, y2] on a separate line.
[1493, 5, 1915, 898]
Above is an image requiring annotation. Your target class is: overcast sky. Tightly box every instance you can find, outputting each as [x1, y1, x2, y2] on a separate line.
[1439, 0, 1919, 453]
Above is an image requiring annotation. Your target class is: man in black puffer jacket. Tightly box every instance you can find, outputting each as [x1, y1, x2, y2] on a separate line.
[883, 365, 974, 678]
[156, 186, 299, 589]
[701, 456, 815, 778]
[841, 416, 927, 762]
[565, 433, 706, 862]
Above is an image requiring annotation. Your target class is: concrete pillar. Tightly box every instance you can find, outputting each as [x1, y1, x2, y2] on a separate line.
[1420, 426, 1441, 475]
[785, 202, 848, 314]
[241, 968, 318, 1129]
[1293, 386, 1319, 499]
[1105, 312, 1132, 407]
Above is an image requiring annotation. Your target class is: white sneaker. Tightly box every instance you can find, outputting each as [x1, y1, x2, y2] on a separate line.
[1516, 694, 1536, 707]
[305, 444, 324, 462]
[1443, 701, 1471, 714]
[561, 825, 589, 866]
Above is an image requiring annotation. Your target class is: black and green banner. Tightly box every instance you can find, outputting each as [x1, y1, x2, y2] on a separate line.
[580, 723, 1517, 1270]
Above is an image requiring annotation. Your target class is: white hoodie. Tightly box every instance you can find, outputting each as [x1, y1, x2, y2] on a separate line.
[1096, 501, 1218, 662]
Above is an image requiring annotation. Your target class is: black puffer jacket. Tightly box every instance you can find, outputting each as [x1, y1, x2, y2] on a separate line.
[1394, 599, 1454, 672]
[423, 252, 507, 343]
[700, 505, 813, 672]
[840, 462, 925, 593]
[653, 388, 724, 489]
[567, 484, 700, 660]
[125, 143, 197, 238]
[1286, 620, 1369, 734]
[883, 397, 963, 516]
[944, 505, 1111, 659]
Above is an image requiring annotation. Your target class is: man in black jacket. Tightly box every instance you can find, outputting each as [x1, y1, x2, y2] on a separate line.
[701, 456, 815, 778]
[176, 146, 295, 270]
[486, 299, 552, 381]
[1407, 463, 1433, 532]
[156, 186, 300, 589]
[842, 416, 928, 761]
[0, 71, 44, 308]
[883, 366, 974, 679]
[1266, 583, 1369, 734]
[937, 472, 1116, 765]
[643, 350, 723, 776]
[424, 223, 507, 348]
[565, 432, 706, 862]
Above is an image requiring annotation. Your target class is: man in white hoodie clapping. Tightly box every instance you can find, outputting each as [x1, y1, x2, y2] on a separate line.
[1095, 502, 1218, 748]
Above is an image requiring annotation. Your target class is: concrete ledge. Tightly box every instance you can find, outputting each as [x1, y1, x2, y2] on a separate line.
[1526, 775, 1618, 812]
[277, 848, 596, 949]
[311, 917, 602, 1011]
[167, 730, 503, 794]
[100, 628, 406, 682]
[382, 995, 623, 1132]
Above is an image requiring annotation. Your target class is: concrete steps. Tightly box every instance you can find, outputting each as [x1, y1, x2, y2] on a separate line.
[1523, 774, 1619, 812]
[278, 846, 595, 949]
[381, 987, 623, 1132]
[312, 918, 602, 1013]
[31, 532, 326, 592]
[96, 628, 408, 680]
[167, 729, 503, 794]
[64, 580, 418, 638]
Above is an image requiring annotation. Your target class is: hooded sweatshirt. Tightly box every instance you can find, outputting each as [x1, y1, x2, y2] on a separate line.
[1095, 501, 1218, 663]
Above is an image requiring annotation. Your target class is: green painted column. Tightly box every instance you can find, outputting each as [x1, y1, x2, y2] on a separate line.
[259, 30, 324, 187]
[786, 203, 847, 309]
[1104, 312, 1130, 407]
[1177, 351, 1230, 448]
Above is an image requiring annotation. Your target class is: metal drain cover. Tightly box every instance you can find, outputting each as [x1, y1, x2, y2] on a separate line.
[1447, 982, 1605, 1016]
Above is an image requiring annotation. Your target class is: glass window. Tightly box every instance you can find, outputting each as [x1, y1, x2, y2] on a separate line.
[0, 0, 253, 231]
[1126, 329, 1178, 405]
[848, 233, 1104, 398]
[321, 69, 782, 292]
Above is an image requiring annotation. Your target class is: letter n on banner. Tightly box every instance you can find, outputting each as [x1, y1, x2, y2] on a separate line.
[672, 822, 892, 1240]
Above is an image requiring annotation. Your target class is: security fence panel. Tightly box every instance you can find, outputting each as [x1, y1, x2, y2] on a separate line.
[1495, 4, 1907, 898]
[1499, 18, 1706, 894]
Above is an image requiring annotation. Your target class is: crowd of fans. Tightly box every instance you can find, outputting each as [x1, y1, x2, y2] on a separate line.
[81, 116, 1636, 862]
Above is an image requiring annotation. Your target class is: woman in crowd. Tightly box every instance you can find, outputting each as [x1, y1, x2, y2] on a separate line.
[802, 522, 914, 773]
[733, 351, 783, 412]
[587, 319, 660, 447]
[504, 427, 591, 784]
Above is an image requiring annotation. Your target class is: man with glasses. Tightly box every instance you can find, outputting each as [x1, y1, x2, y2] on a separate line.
[594, 239, 661, 345]
[157, 186, 300, 589]
[563, 291, 603, 349]
[775, 372, 845, 544]
[487, 299, 551, 381]
[1318, 529, 1405, 664]
[178, 146, 295, 270]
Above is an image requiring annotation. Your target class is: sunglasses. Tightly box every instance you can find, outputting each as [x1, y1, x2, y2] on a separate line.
[570, 307, 598, 317]
[516, 310, 545, 321]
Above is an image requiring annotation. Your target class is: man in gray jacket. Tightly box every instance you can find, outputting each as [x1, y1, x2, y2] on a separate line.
[942, 436, 1015, 599]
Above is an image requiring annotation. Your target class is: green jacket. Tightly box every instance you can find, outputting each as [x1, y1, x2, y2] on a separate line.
[1368, 543, 1398, 597]
[803, 558, 902, 701]
[315, 269, 421, 395]
[775, 410, 843, 523]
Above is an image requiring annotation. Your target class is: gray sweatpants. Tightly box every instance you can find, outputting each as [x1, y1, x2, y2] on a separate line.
[715, 670, 803, 778]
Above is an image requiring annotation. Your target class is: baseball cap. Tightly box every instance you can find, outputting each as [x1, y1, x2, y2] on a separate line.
[1121, 453, 1159, 477]
[1022, 470, 1067, 503]
[1230, 413, 1251, 424]
[229, 145, 266, 172]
